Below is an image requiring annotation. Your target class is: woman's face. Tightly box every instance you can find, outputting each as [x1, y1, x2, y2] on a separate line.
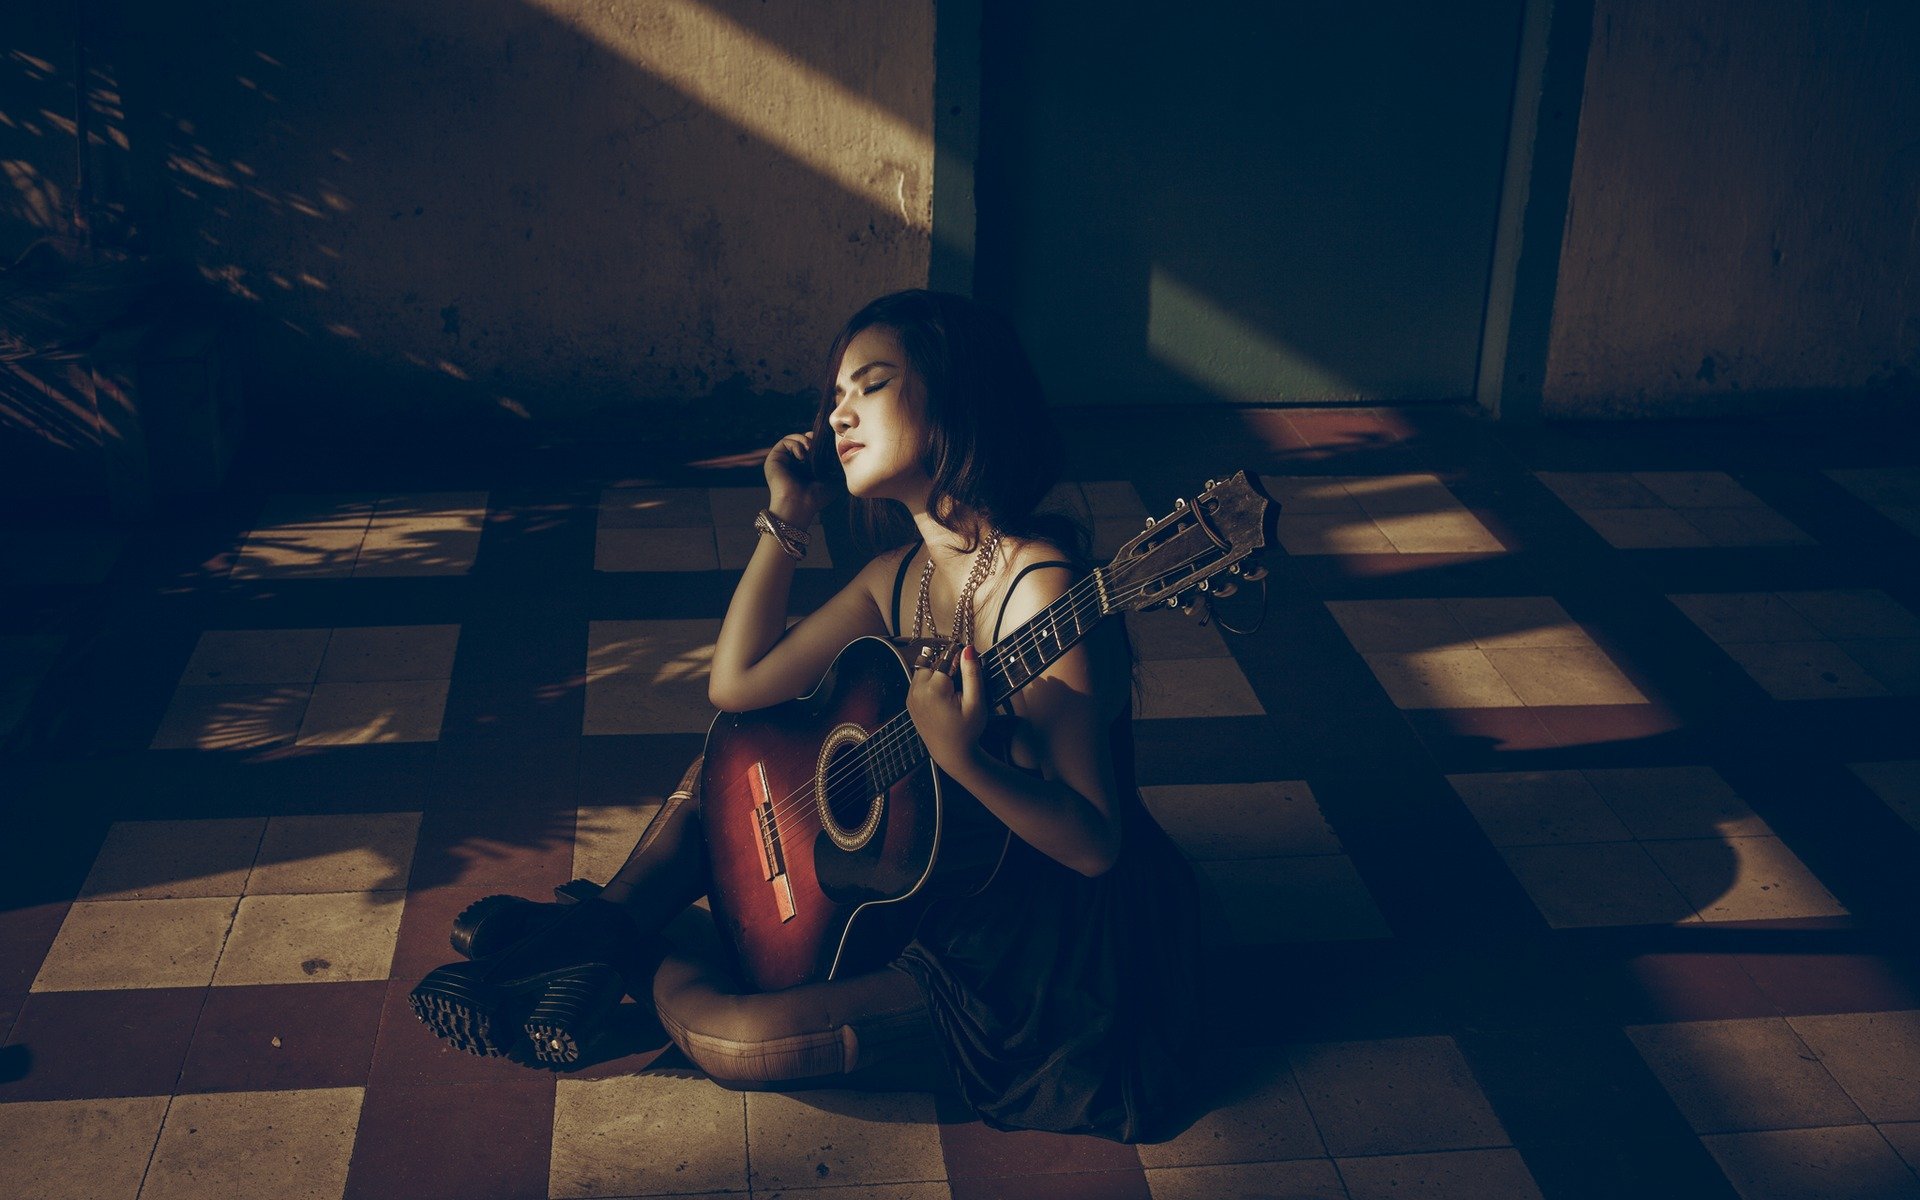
[828, 325, 929, 503]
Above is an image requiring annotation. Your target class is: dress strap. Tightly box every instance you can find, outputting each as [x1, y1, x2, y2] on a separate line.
[889, 543, 922, 638]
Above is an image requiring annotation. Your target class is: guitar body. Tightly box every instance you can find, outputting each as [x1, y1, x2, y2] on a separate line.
[699, 636, 1012, 992]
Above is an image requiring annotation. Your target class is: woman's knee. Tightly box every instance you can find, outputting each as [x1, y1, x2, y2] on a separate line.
[656, 984, 854, 1086]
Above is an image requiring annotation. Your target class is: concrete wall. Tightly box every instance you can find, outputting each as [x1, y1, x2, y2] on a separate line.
[4, 0, 933, 428]
[1544, 0, 1920, 417]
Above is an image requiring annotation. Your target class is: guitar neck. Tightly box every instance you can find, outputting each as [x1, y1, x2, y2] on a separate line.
[866, 568, 1112, 788]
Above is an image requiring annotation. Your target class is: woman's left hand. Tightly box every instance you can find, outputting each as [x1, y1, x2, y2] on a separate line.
[907, 644, 988, 776]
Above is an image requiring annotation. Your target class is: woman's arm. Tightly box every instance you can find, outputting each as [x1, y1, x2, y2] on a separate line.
[909, 564, 1130, 877]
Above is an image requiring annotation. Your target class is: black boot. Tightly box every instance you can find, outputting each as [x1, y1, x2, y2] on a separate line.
[409, 894, 657, 1067]
[448, 878, 604, 960]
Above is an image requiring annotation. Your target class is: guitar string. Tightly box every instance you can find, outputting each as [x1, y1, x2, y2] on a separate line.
[746, 568, 1119, 844]
[750, 568, 1107, 840]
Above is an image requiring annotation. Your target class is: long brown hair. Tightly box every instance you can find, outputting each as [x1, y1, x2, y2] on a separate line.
[808, 289, 1088, 564]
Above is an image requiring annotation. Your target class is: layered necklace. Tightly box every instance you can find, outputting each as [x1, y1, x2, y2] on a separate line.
[910, 527, 1003, 667]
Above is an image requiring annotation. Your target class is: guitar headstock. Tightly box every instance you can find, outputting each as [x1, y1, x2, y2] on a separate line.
[1100, 470, 1278, 615]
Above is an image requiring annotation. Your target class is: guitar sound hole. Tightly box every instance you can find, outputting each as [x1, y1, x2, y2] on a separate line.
[823, 744, 877, 833]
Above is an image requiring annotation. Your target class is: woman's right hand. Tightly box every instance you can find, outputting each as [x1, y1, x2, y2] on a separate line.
[764, 429, 836, 522]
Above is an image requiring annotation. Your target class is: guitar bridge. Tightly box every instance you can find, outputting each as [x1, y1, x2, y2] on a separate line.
[746, 760, 796, 922]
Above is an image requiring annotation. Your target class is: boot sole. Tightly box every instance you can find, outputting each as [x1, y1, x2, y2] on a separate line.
[409, 961, 624, 1066]
[449, 879, 608, 961]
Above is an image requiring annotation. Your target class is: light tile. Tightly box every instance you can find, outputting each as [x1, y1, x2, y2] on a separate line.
[180, 629, 330, 686]
[1576, 506, 1715, 548]
[1137, 1044, 1325, 1167]
[150, 684, 310, 751]
[1147, 1160, 1346, 1200]
[583, 677, 717, 735]
[1092, 516, 1140, 559]
[1287, 1035, 1509, 1156]
[1789, 1011, 1920, 1123]
[32, 897, 237, 991]
[1885, 1122, 1920, 1177]
[1680, 506, 1814, 547]
[1325, 599, 1469, 654]
[1259, 475, 1364, 514]
[1669, 593, 1822, 644]
[573, 803, 662, 884]
[1362, 649, 1523, 709]
[351, 526, 480, 576]
[1082, 479, 1149, 517]
[1446, 771, 1633, 847]
[1133, 657, 1264, 718]
[1482, 645, 1647, 706]
[1444, 597, 1588, 649]
[707, 485, 773, 525]
[1371, 510, 1503, 554]
[0, 1095, 170, 1200]
[317, 624, 461, 683]
[598, 486, 714, 528]
[596, 526, 721, 572]
[79, 818, 265, 900]
[550, 1074, 748, 1198]
[1625, 1018, 1866, 1134]
[1644, 836, 1847, 922]
[1275, 513, 1396, 555]
[586, 619, 722, 682]
[1849, 760, 1920, 832]
[1827, 467, 1920, 537]
[375, 490, 489, 519]
[1197, 856, 1390, 942]
[246, 813, 421, 894]
[1338, 1148, 1545, 1200]
[1701, 1126, 1920, 1200]
[1838, 638, 1920, 695]
[715, 519, 833, 569]
[745, 1088, 943, 1191]
[1581, 766, 1768, 840]
[1633, 471, 1764, 509]
[1340, 473, 1461, 517]
[1719, 641, 1889, 700]
[1141, 781, 1342, 860]
[252, 493, 376, 529]
[140, 1087, 363, 1200]
[1125, 608, 1233, 660]
[295, 680, 449, 745]
[231, 526, 364, 579]
[1498, 843, 1696, 928]
[211, 891, 405, 985]
[1533, 471, 1664, 510]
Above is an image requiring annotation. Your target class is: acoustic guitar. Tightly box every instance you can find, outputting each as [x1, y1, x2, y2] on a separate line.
[698, 470, 1277, 991]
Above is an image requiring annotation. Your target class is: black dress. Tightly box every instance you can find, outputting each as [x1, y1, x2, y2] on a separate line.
[884, 546, 1206, 1142]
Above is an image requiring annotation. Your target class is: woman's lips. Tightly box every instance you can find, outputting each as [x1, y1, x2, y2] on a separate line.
[839, 444, 864, 461]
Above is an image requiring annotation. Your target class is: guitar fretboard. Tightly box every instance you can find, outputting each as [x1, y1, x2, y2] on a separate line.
[858, 569, 1110, 792]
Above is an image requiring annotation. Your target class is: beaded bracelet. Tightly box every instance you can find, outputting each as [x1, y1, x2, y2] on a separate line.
[753, 509, 809, 560]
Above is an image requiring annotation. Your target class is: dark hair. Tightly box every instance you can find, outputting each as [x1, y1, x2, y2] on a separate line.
[808, 289, 1089, 566]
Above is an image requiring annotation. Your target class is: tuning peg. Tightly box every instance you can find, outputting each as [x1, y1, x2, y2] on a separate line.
[1212, 580, 1238, 598]
[1173, 497, 1188, 511]
[1205, 478, 1218, 489]
[1240, 563, 1268, 582]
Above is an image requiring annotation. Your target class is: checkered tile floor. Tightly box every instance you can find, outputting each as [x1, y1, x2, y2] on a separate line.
[3, 406, 1919, 1199]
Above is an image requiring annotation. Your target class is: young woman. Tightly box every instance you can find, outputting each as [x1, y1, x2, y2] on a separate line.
[411, 290, 1204, 1142]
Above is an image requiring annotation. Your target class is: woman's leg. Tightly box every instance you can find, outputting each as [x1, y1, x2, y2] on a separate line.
[653, 935, 944, 1089]
[596, 754, 710, 928]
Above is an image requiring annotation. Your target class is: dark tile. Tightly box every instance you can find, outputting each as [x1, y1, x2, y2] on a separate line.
[1735, 952, 1920, 1017]
[388, 885, 521, 982]
[1402, 707, 1559, 769]
[178, 981, 385, 1093]
[366, 979, 541, 1088]
[948, 1168, 1151, 1200]
[0, 902, 70, 995]
[409, 805, 576, 891]
[0, 987, 206, 1101]
[1530, 704, 1690, 758]
[938, 1117, 1143, 1181]
[575, 734, 708, 809]
[343, 1077, 555, 1200]
[1610, 952, 1780, 1023]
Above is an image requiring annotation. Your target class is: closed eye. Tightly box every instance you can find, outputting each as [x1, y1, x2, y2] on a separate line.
[863, 378, 890, 395]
